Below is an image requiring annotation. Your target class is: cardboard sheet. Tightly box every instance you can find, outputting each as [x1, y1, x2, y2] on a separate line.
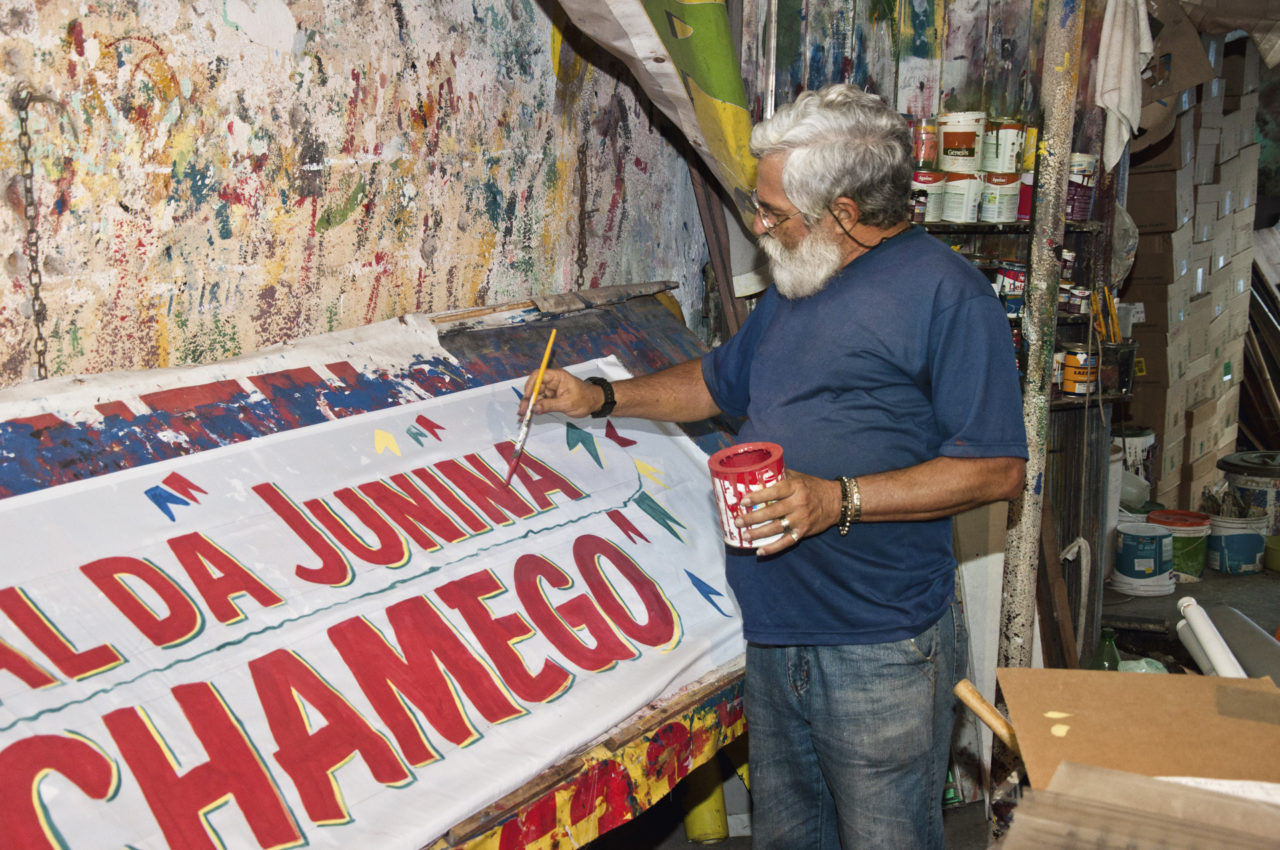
[998, 668, 1280, 789]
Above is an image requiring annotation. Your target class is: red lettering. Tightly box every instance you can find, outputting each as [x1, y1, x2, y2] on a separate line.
[434, 456, 535, 526]
[0, 587, 124, 679]
[513, 555, 636, 672]
[306, 489, 410, 566]
[102, 682, 302, 850]
[359, 473, 470, 547]
[0, 638, 57, 690]
[0, 733, 117, 849]
[328, 597, 525, 766]
[411, 467, 492, 534]
[250, 649, 410, 824]
[167, 533, 284, 624]
[80, 556, 203, 647]
[253, 483, 353, 586]
[490, 446, 588, 508]
[573, 536, 679, 648]
[436, 571, 571, 703]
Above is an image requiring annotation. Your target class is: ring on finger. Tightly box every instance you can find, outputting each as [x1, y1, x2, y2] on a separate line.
[789, 529, 800, 542]
[779, 516, 792, 532]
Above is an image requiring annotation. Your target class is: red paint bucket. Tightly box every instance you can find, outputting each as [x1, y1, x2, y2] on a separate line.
[708, 442, 785, 548]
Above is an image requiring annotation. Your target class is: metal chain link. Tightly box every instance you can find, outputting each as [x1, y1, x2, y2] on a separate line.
[15, 84, 48, 380]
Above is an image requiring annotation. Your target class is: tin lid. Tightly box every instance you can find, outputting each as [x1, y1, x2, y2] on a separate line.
[1146, 509, 1211, 528]
[1217, 451, 1280, 478]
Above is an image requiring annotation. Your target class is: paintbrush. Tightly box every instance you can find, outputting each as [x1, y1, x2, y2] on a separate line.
[503, 329, 557, 486]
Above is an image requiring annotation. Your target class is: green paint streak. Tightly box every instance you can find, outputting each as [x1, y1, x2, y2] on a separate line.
[174, 312, 241, 364]
[316, 177, 366, 233]
[326, 302, 340, 332]
[641, 0, 750, 108]
[216, 202, 232, 239]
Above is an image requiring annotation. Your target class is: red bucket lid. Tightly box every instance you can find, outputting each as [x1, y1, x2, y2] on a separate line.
[1146, 509, 1211, 528]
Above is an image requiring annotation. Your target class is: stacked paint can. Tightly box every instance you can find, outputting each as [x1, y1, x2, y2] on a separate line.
[939, 112, 984, 222]
[1146, 510, 1211, 580]
[707, 442, 785, 549]
[926, 111, 1028, 223]
[1111, 522, 1175, 596]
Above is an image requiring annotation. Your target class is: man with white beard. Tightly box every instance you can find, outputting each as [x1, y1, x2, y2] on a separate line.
[522, 84, 1027, 849]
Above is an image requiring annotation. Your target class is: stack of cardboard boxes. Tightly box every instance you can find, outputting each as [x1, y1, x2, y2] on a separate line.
[1121, 32, 1260, 510]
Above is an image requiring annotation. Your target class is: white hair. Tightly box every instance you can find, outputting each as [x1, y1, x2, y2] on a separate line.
[750, 84, 912, 228]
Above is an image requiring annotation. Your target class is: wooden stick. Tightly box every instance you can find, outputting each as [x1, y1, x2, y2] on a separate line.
[954, 678, 1020, 757]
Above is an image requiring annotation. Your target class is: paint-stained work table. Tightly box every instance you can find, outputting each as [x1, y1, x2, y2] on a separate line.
[0, 286, 745, 850]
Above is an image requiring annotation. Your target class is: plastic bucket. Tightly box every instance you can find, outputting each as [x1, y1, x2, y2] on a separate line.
[1206, 514, 1268, 575]
[1111, 522, 1174, 596]
[708, 442, 785, 549]
[1217, 451, 1280, 571]
[938, 112, 986, 172]
[1146, 510, 1211, 579]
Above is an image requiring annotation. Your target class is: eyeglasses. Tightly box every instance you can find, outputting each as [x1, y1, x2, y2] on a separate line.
[750, 189, 803, 233]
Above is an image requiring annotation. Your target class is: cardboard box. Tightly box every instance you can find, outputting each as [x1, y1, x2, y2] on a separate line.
[1237, 144, 1260, 209]
[1128, 164, 1194, 233]
[1206, 263, 1231, 318]
[1126, 379, 1186, 448]
[1153, 435, 1184, 495]
[1212, 231, 1233, 275]
[997, 669, 1280, 791]
[1193, 201, 1218, 243]
[1124, 276, 1190, 330]
[1223, 34, 1260, 96]
[1228, 288, 1252, 339]
[1181, 450, 1222, 506]
[1222, 335, 1246, 390]
[1198, 77, 1227, 126]
[1232, 215, 1255, 255]
[1128, 224, 1192, 284]
[1189, 240, 1212, 296]
[1155, 480, 1182, 510]
[1131, 324, 1191, 384]
[1186, 296, 1213, 360]
[1231, 243, 1254, 295]
[1129, 110, 1196, 171]
[1218, 110, 1243, 163]
[1140, 0, 1216, 108]
[1184, 396, 1221, 462]
[1200, 32, 1226, 75]
[1194, 143, 1220, 184]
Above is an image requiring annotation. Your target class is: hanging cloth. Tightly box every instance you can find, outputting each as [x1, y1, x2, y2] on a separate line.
[1095, 0, 1154, 170]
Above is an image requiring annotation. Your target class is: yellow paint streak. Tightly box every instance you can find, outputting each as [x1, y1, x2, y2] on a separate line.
[685, 74, 756, 197]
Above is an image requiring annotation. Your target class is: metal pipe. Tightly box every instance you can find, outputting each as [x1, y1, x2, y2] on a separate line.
[998, 0, 1085, 670]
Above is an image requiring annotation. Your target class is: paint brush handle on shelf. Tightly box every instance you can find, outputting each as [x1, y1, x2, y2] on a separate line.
[503, 329, 557, 486]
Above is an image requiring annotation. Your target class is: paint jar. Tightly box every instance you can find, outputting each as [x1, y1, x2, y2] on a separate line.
[1111, 522, 1175, 597]
[708, 442, 785, 549]
[1206, 514, 1269, 574]
[938, 111, 986, 173]
[1066, 152, 1098, 221]
[942, 172, 982, 222]
[1146, 510, 1212, 581]
[909, 170, 946, 223]
[1059, 346, 1098, 395]
[981, 118, 1024, 173]
[979, 172, 1021, 223]
[1016, 172, 1035, 221]
[912, 117, 938, 169]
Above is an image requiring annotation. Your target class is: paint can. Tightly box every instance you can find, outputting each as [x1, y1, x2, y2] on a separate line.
[942, 172, 982, 223]
[1217, 451, 1280, 570]
[912, 118, 938, 169]
[1016, 172, 1035, 221]
[980, 118, 1024, 174]
[938, 111, 986, 173]
[1206, 514, 1269, 575]
[909, 170, 946, 223]
[1066, 152, 1098, 221]
[1112, 426, 1156, 484]
[1111, 522, 1175, 596]
[707, 442, 785, 549]
[997, 261, 1027, 318]
[979, 172, 1021, 223]
[1146, 510, 1212, 580]
[1059, 346, 1098, 395]
[1021, 126, 1039, 173]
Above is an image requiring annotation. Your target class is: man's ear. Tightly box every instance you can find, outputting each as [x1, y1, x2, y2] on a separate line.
[830, 196, 861, 227]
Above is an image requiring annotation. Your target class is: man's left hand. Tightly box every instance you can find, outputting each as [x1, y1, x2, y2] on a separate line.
[736, 470, 843, 556]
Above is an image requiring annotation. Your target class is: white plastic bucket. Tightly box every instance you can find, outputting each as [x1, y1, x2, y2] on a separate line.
[1110, 522, 1174, 596]
[1218, 451, 1280, 571]
[1206, 514, 1268, 575]
[938, 112, 986, 173]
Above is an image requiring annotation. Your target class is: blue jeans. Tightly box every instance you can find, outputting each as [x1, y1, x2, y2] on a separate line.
[745, 599, 967, 849]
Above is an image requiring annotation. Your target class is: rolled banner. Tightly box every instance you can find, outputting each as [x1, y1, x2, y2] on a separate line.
[708, 442, 785, 549]
[1177, 597, 1246, 678]
[1176, 618, 1217, 676]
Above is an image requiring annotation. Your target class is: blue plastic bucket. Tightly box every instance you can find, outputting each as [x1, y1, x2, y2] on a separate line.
[1111, 522, 1174, 596]
[1206, 515, 1268, 575]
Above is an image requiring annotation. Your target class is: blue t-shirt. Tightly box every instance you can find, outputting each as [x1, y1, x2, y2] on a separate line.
[702, 226, 1027, 645]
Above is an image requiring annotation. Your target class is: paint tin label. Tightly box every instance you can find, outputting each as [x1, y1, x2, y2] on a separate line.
[979, 172, 1021, 223]
[980, 119, 1024, 173]
[996, 261, 1027, 296]
[909, 170, 945, 222]
[1066, 152, 1098, 222]
[938, 111, 986, 173]
[707, 442, 785, 549]
[942, 171, 981, 223]
[912, 121, 938, 169]
[1060, 348, 1098, 395]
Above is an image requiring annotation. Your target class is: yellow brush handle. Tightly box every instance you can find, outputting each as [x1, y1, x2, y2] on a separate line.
[527, 329, 557, 409]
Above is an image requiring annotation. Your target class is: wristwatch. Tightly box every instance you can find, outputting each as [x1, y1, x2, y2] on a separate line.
[585, 376, 616, 418]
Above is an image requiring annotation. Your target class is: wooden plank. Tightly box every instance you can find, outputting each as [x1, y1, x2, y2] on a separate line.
[897, 0, 944, 117]
[940, 0, 991, 113]
[857, 0, 899, 99]
[984, 0, 1034, 119]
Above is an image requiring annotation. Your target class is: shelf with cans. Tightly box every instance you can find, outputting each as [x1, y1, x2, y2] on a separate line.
[908, 111, 1128, 409]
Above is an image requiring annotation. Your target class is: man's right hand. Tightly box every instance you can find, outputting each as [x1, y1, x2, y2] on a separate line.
[518, 369, 601, 419]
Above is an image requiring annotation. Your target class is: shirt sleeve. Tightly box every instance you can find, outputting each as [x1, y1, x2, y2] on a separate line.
[701, 288, 781, 419]
[929, 291, 1029, 459]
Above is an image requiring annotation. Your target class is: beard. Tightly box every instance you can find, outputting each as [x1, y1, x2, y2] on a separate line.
[758, 227, 846, 299]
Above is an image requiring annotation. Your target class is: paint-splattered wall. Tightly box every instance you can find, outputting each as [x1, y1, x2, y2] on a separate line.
[0, 0, 709, 387]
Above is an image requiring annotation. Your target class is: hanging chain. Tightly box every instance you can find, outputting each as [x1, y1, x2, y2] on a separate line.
[15, 84, 48, 380]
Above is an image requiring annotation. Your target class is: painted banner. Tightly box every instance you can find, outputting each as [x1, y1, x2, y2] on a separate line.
[0, 356, 743, 849]
[557, 0, 757, 207]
